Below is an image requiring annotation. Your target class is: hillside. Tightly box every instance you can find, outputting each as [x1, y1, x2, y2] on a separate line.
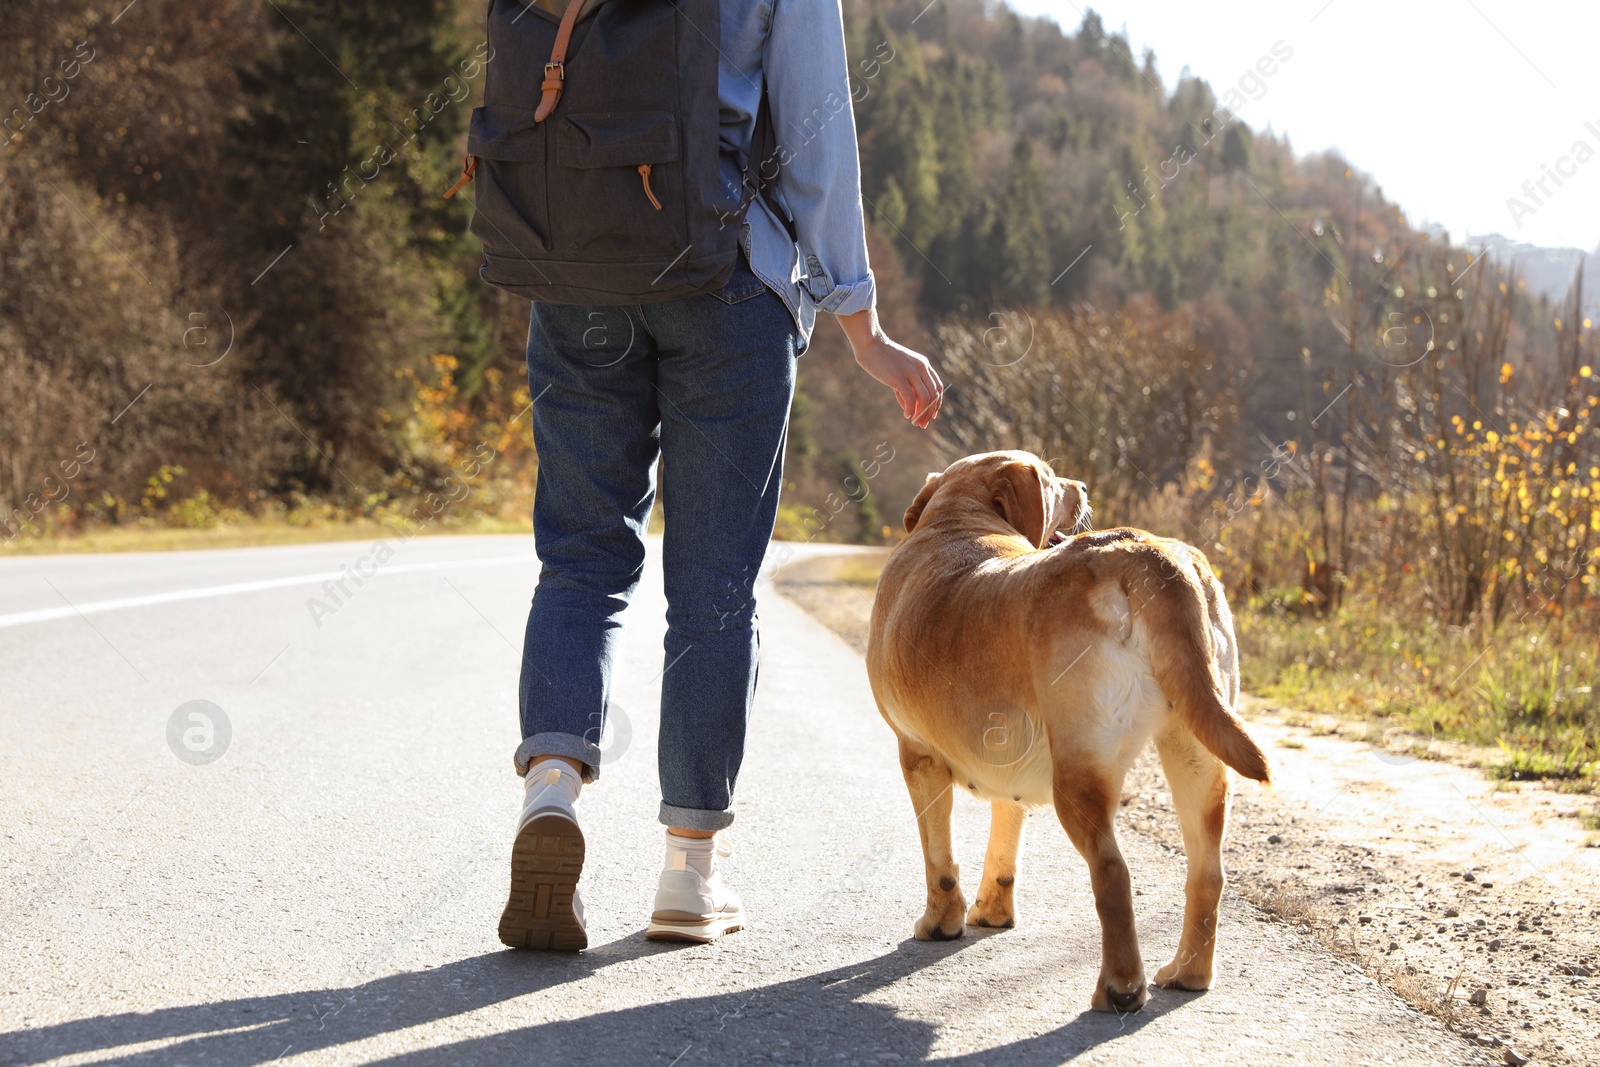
[1, 0, 1590, 546]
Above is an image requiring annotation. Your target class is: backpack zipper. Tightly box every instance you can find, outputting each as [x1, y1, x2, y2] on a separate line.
[637, 164, 662, 210]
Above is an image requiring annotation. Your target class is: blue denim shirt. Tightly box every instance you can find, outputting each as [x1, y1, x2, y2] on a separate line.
[716, 0, 877, 348]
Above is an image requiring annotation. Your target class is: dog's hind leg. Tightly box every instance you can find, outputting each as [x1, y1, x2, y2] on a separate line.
[967, 801, 1025, 929]
[1152, 721, 1230, 991]
[898, 736, 966, 941]
[1052, 761, 1149, 1012]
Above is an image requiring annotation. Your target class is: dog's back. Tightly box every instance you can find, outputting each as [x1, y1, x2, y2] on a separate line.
[871, 523, 1267, 786]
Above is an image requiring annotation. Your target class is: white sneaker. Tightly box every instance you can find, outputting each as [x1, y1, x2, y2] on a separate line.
[499, 760, 587, 951]
[645, 833, 745, 943]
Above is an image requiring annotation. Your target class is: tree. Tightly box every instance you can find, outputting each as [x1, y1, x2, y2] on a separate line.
[988, 135, 1051, 305]
[1222, 124, 1253, 171]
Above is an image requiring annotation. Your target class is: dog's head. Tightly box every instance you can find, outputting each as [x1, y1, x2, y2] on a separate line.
[903, 451, 1091, 549]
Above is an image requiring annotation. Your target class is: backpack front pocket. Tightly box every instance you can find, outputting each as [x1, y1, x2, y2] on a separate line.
[467, 104, 551, 261]
[551, 110, 685, 260]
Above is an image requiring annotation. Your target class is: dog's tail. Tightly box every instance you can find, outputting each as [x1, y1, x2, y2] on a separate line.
[1137, 550, 1271, 783]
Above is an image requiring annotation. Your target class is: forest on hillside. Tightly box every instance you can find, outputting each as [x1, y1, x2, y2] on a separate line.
[4, 1, 1596, 626]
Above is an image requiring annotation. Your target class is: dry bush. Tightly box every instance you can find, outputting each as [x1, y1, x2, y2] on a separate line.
[934, 299, 1233, 521]
[390, 354, 538, 524]
[0, 162, 291, 539]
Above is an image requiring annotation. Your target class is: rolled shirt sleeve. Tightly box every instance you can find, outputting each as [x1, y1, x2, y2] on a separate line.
[763, 0, 877, 317]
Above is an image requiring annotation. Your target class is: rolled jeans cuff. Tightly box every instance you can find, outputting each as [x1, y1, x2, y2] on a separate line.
[659, 801, 734, 832]
[515, 732, 602, 783]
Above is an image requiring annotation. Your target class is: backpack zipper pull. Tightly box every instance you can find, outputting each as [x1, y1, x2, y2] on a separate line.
[637, 164, 662, 210]
[443, 155, 478, 199]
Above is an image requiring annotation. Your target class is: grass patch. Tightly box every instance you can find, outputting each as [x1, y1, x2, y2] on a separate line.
[835, 555, 888, 589]
[1485, 742, 1596, 782]
[1238, 602, 1599, 790]
[1257, 883, 1320, 929]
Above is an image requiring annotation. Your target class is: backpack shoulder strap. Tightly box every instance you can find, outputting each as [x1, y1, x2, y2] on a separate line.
[534, 0, 587, 122]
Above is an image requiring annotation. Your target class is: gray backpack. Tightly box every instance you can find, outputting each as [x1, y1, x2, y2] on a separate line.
[447, 0, 789, 305]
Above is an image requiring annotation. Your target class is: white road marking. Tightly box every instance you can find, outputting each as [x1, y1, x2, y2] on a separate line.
[0, 553, 541, 629]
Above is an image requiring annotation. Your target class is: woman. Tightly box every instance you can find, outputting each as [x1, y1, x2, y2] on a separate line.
[500, 0, 943, 951]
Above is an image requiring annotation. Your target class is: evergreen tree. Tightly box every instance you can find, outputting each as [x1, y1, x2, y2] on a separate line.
[226, 0, 485, 481]
[1222, 125, 1253, 172]
[990, 135, 1051, 305]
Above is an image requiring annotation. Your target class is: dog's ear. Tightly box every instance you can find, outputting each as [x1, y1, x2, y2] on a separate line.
[903, 472, 942, 533]
[991, 460, 1050, 548]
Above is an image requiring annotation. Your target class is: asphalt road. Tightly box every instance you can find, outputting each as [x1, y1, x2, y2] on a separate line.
[0, 535, 1490, 1065]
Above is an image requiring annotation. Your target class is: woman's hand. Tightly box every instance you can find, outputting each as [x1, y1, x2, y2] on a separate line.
[837, 309, 943, 429]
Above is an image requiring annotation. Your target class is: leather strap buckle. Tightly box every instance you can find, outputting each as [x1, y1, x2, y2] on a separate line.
[534, 0, 582, 122]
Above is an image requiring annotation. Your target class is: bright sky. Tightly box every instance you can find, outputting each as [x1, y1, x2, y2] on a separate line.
[1007, 0, 1600, 252]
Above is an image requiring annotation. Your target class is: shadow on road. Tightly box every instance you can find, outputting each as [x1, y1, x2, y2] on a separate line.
[5, 932, 1198, 1065]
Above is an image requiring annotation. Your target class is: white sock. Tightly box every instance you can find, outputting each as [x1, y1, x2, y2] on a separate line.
[524, 758, 582, 811]
[665, 831, 718, 880]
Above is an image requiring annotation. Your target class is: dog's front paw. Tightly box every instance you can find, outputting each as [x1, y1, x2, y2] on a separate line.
[1153, 957, 1213, 991]
[1090, 976, 1149, 1013]
[965, 887, 1016, 929]
[913, 892, 967, 941]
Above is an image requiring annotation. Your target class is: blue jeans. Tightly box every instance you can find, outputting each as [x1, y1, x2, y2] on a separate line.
[514, 251, 798, 831]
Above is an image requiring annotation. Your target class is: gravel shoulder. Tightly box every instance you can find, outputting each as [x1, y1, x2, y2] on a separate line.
[774, 550, 1600, 1067]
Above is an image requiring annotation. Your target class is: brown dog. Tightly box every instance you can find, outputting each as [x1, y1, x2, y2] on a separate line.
[866, 450, 1270, 1012]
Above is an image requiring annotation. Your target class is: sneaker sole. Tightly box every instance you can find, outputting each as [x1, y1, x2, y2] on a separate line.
[499, 811, 587, 951]
[644, 913, 745, 944]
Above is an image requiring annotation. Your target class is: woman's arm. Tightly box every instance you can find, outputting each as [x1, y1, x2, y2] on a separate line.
[764, 0, 943, 428]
